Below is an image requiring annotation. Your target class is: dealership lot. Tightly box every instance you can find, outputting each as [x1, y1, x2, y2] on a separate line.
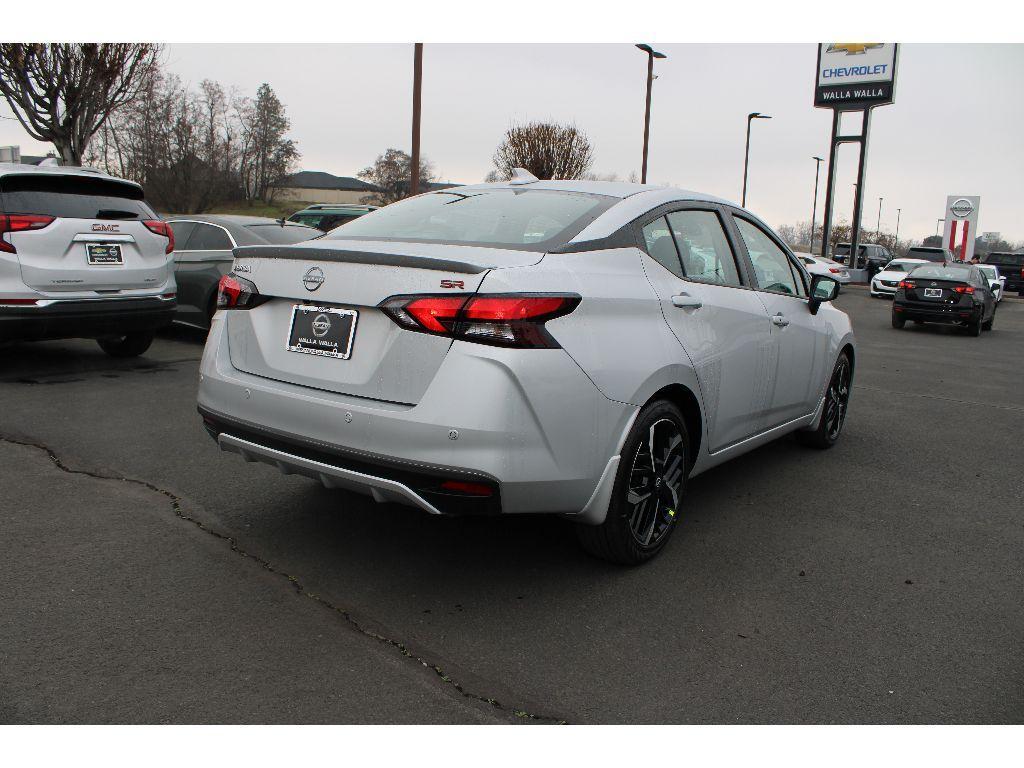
[1, 288, 1022, 724]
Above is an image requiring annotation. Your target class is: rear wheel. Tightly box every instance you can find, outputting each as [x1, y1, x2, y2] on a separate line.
[798, 352, 851, 450]
[892, 313, 906, 329]
[97, 332, 154, 358]
[967, 318, 982, 337]
[576, 400, 688, 565]
[982, 306, 995, 331]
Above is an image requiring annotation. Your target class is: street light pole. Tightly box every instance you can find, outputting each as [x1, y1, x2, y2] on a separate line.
[742, 112, 771, 207]
[895, 208, 902, 250]
[410, 43, 423, 197]
[876, 196, 883, 240]
[636, 44, 666, 184]
[810, 156, 824, 252]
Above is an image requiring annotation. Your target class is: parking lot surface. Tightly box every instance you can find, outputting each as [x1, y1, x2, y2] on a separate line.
[2, 289, 1022, 724]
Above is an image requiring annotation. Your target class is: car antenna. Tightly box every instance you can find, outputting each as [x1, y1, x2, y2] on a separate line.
[509, 167, 539, 185]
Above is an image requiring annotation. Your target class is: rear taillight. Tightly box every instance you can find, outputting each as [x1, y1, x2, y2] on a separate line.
[143, 220, 175, 254]
[953, 285, 975, 294]
[0, 214, 55, 253]
[217, 273, 267, 310]
[380, 293, 580, 348]
[828, 267, 841, 274]
[899, 280, 915, 289]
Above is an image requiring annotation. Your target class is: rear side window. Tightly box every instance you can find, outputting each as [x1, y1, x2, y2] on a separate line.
[641, 217, 684, 278]
[983, 253, 1023, 267]
[184, 223, 233, 251]
[247, 224, 317, 245]
[666, 210, 742, 287]
[0, 174, 155, 220]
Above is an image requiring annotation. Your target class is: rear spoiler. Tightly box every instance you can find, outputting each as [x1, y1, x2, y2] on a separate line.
[232, 245, 488, 274]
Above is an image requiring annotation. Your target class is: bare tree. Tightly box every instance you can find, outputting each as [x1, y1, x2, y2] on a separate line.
[359, 148, 435, 205]
[0, 43, 160, 165]
[492, 121, 593, 181]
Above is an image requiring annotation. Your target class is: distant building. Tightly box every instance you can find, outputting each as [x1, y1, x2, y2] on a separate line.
[0, 145, 61, 165]
[271, 171, 383, 205]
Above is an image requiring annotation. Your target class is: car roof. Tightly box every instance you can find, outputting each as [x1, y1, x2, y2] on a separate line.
[0, 162, 143, 191]
[165, 213, 310, 227]
[452, 178, 731, 204]
[887, 258, 928, 264]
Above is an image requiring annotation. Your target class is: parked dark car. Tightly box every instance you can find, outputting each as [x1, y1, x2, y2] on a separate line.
[981, 251, 1024, 295]
[833, 242, 891, 272]
[906, 245, 955, 264]
[166, 215, 318, 329]
[287, 204, 377, 232]
[892, 263, 996, 336]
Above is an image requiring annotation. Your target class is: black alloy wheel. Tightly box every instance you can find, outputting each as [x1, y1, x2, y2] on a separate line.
[798, 352, 852, 450]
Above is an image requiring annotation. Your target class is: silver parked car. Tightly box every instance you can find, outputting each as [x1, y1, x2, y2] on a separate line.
[198, 177, 855, 564]
[166, 215, 318, 329]
[0, 162, 176, 356]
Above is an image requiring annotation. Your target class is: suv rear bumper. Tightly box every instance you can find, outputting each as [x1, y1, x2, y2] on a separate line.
[0, 296, 176, 342]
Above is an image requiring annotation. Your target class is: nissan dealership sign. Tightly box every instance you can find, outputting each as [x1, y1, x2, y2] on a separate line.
[814, 43, 899, 109]
[944, 195, 982, 263]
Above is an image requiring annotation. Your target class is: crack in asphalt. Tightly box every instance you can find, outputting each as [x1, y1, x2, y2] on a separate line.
[853, 384, 1024, 413]
[0, 433, 567, 725]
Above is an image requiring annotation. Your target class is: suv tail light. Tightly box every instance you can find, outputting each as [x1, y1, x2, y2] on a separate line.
[143, 220, 175, 254]
[0, 214, 55, 254]
[217, 273, 268, 310]
[380, 293, 580, 348]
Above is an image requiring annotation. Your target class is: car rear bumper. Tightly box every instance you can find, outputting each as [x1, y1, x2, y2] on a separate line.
[893, 300, 981, 324]
[0, 295, 176, 341]
[197, 313, 635, 516]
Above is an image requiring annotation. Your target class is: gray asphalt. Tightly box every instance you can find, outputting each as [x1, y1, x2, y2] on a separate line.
[1, 288, 1022, 723]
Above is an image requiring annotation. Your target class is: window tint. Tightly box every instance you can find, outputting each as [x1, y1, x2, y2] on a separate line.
[665, 210, 743, 287]
[324, 189, 614, 251]
[735, 217, 805, 296]
[641, 217, 683, 278]
[911, 265, 971, 281]
[167, 221, 196, 247]
[983, 253, 1024, 266]
[907, 247, 946, 263]
[247, 224, 317, 245]
[184, 223, 233, 251]
[0, 174, 155, 219]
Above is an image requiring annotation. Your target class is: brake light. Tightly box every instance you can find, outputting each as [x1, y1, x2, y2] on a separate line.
[953, 285, 974, 294]
[380, 293, 580, 348]
[828, 267, 841, 274]
[143, 220, 175, 254]
[0, 214, 55, 253]
[217, 273, 266, 310]
[899, 280, 915, 289]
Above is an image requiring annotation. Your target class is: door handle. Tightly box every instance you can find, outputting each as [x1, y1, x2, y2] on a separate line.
[671, 294, 703, 309]
[771, 313, 790, 327]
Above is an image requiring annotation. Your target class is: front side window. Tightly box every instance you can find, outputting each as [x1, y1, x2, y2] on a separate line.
[734, 217, 805, 297]
[666, 210, 743, 287]
[641, 217, 684, 278]
[323, 189, 614, 251]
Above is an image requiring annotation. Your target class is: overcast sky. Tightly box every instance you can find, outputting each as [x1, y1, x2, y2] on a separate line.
[3, 43, 1021, 243]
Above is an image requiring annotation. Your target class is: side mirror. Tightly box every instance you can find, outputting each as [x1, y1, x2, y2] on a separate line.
[808, 275, 839, 315]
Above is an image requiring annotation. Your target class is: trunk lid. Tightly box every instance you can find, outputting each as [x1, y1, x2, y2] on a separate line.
[225, 240, 542, 405]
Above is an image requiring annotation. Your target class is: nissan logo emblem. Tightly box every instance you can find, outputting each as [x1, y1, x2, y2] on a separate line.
[303, 267, 325, 292]
[950, 198, 974, 218]
[311, 314, 331, 337]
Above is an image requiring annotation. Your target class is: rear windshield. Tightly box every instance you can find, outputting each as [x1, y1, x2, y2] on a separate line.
[0, 174, 155, 220]
[834, 244, 865, 255]
[910, 265, 971, 281]
[247, 224, 318, 245]
[907, 248, 946, 262]
[323, 189, 616, 251]
[983, 252, 1023, 266]
[885, 262, 916, 272]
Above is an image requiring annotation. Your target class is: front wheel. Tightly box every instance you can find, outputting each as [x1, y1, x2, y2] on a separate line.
[97, 332, 154, 358]
[576, 400, 689, 565]
[798, 352, 852, 450]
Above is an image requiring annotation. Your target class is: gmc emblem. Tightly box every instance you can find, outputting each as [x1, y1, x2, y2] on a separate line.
[440, 279, 464, 289]
[92, 223, 120, 232]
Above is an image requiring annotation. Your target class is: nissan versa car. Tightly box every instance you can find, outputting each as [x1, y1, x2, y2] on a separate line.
[892, 263, 996, 336]
[0, 163, 176, 356]
[197, 177, 854, 564]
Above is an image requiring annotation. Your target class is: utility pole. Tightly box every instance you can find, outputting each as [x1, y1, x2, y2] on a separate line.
[410, 43, 423, 196]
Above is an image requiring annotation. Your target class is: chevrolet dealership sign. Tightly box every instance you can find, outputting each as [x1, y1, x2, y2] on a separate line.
[815, 43, 899, 109]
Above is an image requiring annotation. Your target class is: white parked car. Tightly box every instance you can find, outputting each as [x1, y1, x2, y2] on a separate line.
[976, 263, 1005, 302]
[797, 254, 851, 289]
[870, 258, 929, 298]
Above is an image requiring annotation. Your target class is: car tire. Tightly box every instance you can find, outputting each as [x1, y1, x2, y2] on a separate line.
[576, 400, 689, 566]
[967, 319, 982, 337]
[96, 332, 154, 358]
[892, 314, 906, 329]
[797, 352, 852, 450]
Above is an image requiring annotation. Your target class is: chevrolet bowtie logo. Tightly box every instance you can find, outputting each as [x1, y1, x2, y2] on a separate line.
[826, 43, 884, 55]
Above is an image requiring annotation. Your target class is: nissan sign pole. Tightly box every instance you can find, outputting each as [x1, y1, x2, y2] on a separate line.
[815, 44, 899, 271]
[943, 196, 981, 262]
